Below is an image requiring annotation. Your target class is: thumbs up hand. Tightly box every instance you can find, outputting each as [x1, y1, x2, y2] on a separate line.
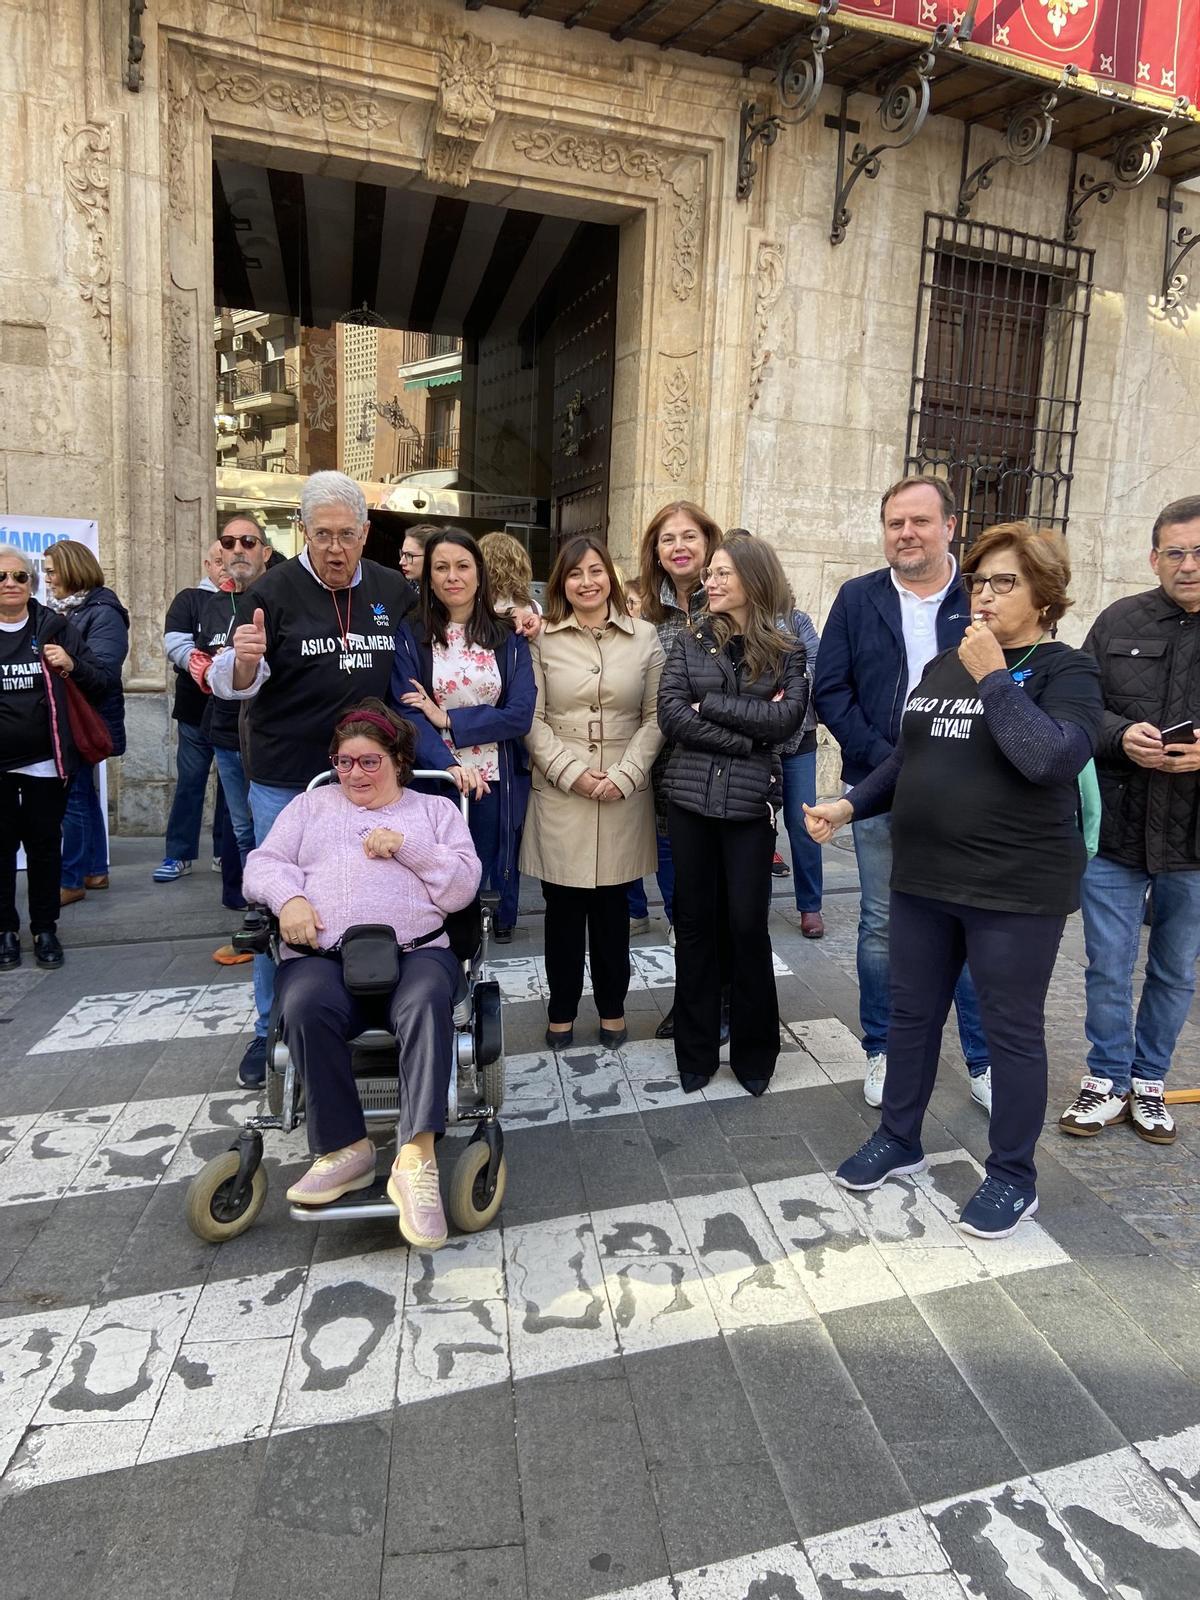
[233, 607, 267, 668]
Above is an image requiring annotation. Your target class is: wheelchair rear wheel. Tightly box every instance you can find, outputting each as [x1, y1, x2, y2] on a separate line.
[186, 1149, 268, 1242]
[448, 1138, 507, 1233]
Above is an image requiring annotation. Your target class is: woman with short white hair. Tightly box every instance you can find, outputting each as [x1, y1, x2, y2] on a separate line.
[0, 545, 114, 970]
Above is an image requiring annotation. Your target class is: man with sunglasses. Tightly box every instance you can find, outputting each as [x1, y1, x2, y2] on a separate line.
[209, 470, 414, 1086]
[186, 517, 273, 920]
[1059, 494, 1200, 1146]
[156, 539, 232, 884]
[814, 475, 991, 1112]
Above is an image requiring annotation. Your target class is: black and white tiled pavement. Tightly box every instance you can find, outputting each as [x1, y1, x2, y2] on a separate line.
[2, 911, 1199, 1600]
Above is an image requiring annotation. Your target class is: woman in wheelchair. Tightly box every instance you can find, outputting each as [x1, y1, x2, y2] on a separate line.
[241, 699, 481, 1249]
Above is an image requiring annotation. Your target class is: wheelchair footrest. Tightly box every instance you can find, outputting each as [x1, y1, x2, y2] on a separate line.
[290, 1176, 399, 1224]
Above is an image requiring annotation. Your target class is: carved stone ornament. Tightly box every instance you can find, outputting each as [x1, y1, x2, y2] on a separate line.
[515, 129, 706, 303]
[194, 63, 390, 132]
[62, 122, 112, 346]
[513, 126, 666, 183]
[425, 35, 499, 188]
[169, 297, 194, 435]
[660, 362, 693, 482]
[167, 64, 193, 223]
[748, 242, 785, 411]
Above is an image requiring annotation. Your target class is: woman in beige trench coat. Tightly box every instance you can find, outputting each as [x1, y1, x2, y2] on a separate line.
[522, 535, 665, 1050]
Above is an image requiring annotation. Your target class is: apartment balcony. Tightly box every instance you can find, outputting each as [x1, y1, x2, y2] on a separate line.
[217, 358, 298, 417]
[391, 429, 460, 476]
[397, 331, 462, 390]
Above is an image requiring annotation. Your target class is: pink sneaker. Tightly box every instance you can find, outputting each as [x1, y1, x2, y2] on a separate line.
[387, 1158, 448, 1250]
[286, 1142, 376, 1205]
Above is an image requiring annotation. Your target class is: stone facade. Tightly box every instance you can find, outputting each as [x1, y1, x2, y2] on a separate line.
[2, 0, 1198, 827]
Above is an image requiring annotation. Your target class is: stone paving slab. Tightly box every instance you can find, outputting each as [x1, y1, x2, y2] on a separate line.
[0, 861, 1199, 1599]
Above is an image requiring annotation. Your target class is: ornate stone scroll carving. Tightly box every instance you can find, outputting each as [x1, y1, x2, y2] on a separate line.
[425, 35, 499, 188]
[169, 297, 194, 435]
[167, 63, 193, 222]
[748, 242, 785, 411]
[515, 130, 707, 303]
[660, 361, 693, 482]
[513, 127, 666, 183]
[62, 122, 112, 346]
[194, 64, 390, 132]
[667, 160, 703, 303]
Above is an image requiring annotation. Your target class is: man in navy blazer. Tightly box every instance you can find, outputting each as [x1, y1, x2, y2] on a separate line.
[814, 475, 991, 1112]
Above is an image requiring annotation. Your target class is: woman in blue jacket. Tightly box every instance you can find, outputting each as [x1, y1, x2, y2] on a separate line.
[44, 541, 129, 905]
[390, 528, 534, 942]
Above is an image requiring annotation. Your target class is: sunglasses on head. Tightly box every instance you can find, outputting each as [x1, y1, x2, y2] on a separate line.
[219, 534, 263, 551]
[0, 570, 31, 585]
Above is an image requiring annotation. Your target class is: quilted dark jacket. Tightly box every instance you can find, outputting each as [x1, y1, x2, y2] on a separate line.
[658, 623, 808, 820]
[1081, 587, 1200, 873]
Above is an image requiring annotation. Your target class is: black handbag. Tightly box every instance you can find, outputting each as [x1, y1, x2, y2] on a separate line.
[338, 924, 401, 995]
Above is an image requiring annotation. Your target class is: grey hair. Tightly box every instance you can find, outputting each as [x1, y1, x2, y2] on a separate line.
[300, 471, 368, 529]
[0, 544, 38, 595]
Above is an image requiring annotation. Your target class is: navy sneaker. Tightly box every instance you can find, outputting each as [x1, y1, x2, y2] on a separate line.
[834, 1130, 927, 1191]
[958, 1176, 1038, 1239]
[237, 1035, 268, 1089]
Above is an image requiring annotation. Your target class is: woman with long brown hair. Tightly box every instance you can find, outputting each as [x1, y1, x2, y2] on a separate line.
[636, 501, 723, 1033]
[658, 532, 808, 1094]
[521, 536, 664, 1048]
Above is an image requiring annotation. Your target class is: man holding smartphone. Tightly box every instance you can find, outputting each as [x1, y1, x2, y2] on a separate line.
[1059, 495, 1200, 1144]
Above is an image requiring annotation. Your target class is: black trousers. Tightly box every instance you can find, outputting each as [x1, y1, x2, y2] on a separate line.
[274, 946, 459, 1155]
[541, 880, 630, 1023]
[882, 890, 1066, 1193]
[0, 773, 69, 936]
[668, 802, 779, 1082]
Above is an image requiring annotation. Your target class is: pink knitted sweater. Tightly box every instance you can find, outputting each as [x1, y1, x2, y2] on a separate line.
[242, 784, 481, 960]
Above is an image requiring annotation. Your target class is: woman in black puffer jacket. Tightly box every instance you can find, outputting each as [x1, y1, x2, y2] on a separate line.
[658, 532, 808, 1095]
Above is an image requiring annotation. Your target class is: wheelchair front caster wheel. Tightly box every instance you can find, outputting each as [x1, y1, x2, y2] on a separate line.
[448, 1140, 507, 1233]
[185, 1150, 268, 1242]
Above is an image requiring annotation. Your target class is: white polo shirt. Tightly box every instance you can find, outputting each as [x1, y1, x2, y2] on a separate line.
[892, 556, 957, 701]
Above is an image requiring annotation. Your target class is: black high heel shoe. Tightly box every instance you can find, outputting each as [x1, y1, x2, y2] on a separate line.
[545, 1026, 574, 1050]
[679, 1072, 710, 1094]
[598, 1024, 628, 1048]
[655, 1006, 675, 1040]
[737, 1077, 769, 1098]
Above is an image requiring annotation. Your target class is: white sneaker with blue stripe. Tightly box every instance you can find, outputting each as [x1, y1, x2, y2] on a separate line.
[152, 858, 192, 883]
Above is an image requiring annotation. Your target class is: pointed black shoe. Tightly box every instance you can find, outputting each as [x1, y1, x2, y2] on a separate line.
[655, 1007, 675, 1040]
[33, 932, 64, 970]
[738, 1077, 770, 1098]
[679, 1072, 710, 1094]
[598, 1025, 628, 1049]
[545, 1027, 574, 1050]
[0, 933, 20, 970]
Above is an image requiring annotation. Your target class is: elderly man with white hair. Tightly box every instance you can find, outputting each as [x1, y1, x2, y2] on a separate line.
[210, 470, 414, 1085]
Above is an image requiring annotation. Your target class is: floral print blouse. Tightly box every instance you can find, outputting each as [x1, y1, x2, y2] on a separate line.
[432, 623, 502, 780]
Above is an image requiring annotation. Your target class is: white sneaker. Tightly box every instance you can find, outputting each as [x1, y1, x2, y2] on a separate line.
[970, 1067, 992, 1115]
[1129, 1079, 1177, 1144]
[1058, 1075, 1130, 1137]
[863, 1053, 887, 1108]
[629, 916, 651, 937]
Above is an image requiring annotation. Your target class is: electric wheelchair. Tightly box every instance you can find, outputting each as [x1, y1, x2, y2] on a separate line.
[185, 770, 506, 1243]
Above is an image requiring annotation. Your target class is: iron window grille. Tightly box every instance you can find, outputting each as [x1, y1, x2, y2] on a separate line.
[906, 214, 1095, 552]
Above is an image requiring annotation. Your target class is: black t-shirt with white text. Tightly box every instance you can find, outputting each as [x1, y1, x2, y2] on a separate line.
[890, 643, 1104, 916]
[0, 619, 52, 772]
[196, 587, 243, 752]
[236, 556, 414, 787]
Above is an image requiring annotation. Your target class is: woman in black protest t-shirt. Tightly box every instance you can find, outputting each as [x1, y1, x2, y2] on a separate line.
[0, 545, 112, 971]
[805, 523, 1104, 1240]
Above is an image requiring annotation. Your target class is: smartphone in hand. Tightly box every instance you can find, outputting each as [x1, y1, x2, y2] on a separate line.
[1160, 719, 1197, 747]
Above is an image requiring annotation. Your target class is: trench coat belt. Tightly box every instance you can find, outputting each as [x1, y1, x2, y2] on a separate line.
[547, 715, 606, 743]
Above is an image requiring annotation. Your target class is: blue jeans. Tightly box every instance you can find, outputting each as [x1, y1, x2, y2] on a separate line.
[627, 833, 676, 924]
[468, 788, 520, 928]
[1081, 855, 1200, 1091]
[249, 781, 303, 1039]
[852, 811, 989, 1072]
[213, 749, 255, 864]
[780, 748, 823, 913]
[165, 720, 215, 862]
[61, 763, 107, 888]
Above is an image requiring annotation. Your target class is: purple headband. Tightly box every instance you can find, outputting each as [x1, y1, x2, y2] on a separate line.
[334, 708, 399, 743]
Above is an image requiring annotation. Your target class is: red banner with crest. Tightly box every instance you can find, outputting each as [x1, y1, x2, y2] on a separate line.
[833, 1, 1198, 107]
